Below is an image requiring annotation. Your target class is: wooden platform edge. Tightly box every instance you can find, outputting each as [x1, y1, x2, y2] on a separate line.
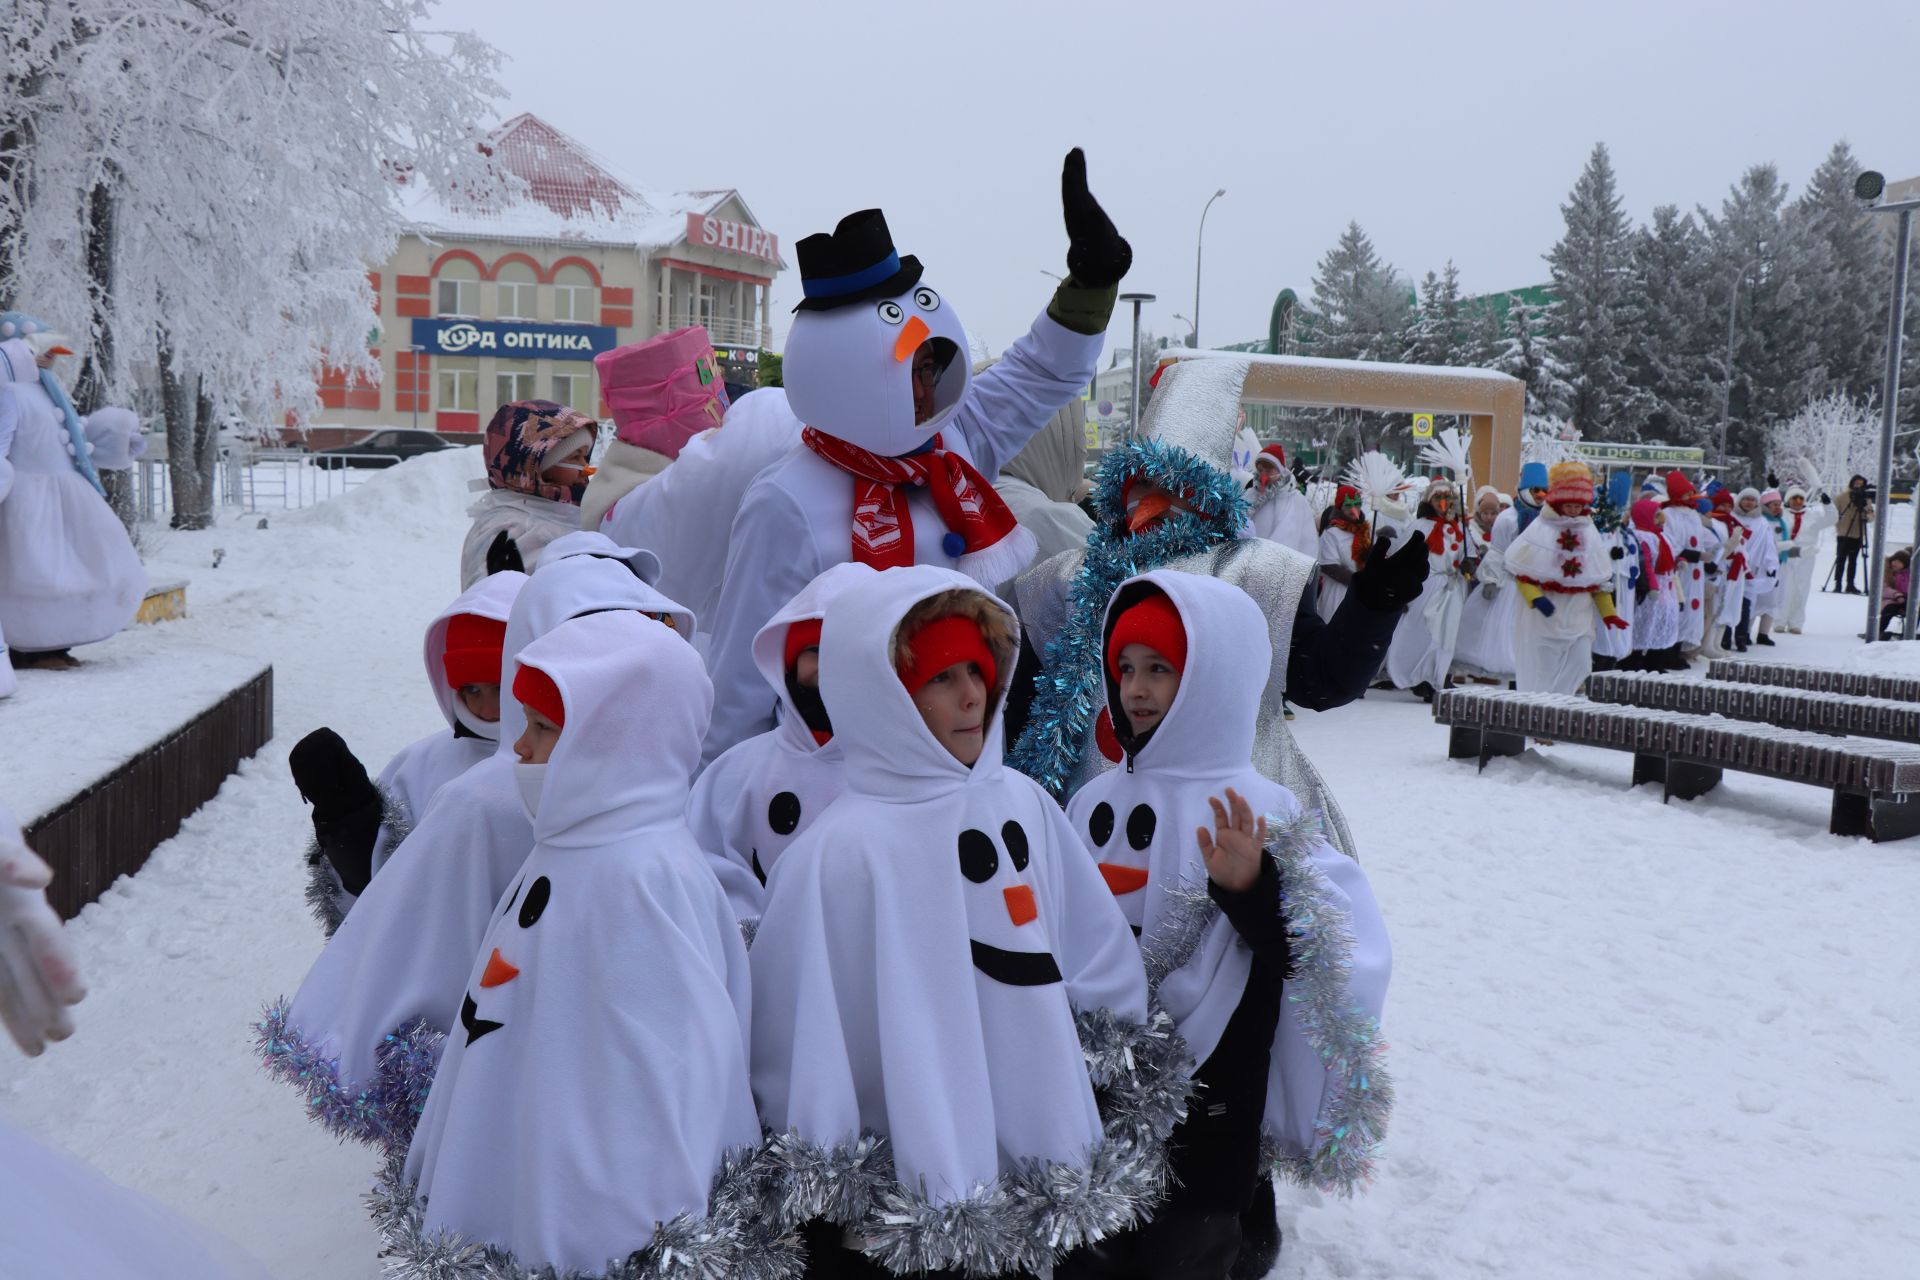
[24, 666, 274, 920]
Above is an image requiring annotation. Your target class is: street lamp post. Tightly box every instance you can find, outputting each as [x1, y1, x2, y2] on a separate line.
[1192, 189, 1225, 349]
[1846, 173, 1918, 642]
[1119, 291, 1156, 440]
[1717, 259, 1756, 468]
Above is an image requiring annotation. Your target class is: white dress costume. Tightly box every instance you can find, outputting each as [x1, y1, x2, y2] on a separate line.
[260, 535, 694, 1152]
[0, 339, 145, 653]
[1246, 466, 1318, 558]
[1630, 525, 1681, 656]
[686, 562, 873, 922]
[1778, 497, 1836, 631]
[1729, 501, 1780, 626]
[387, 611, 769, 1277]
[1383, 515, 1468, 690]
[1592, 524, 1640, 663]
[750, 566, 1180, 1277]
[1664, 502, 1713, 648]
[1505, 510, 1615, 695]
[1313, 522, 1361, 622]
[1453, 500, 1534, 680]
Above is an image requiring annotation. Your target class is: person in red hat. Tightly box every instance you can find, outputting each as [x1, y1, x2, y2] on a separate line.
[1313, 485, 1372, 621]
[1660, 470, 1717, 657]
[1245, 443, 1316, 556]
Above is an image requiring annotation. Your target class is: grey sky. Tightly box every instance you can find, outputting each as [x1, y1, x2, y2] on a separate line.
[449, 0, 1918, 359]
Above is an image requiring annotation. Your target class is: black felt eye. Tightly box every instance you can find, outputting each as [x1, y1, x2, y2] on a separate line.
[1126, 804, 1157, 851]
[768, 791, 803, 836]
[957, 829, 998, 883]
[518, 875, 551, 928]
[914, 287, 940, 312]
[1002, 820, 1029, 872]
[877, 301, 905, 325]
[1088, 802, 1114, 848]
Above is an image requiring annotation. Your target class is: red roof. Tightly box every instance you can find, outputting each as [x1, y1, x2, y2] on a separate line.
[468, 113, 637, 219]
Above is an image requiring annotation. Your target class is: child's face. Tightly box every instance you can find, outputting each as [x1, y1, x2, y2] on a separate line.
[793, 648, 820, 689]
[1553, 501, 1590, 518]
[515, 709, 562, 764]
[914, 660, 988, 766]
[459, 682, 501, 723]
[1116, 643, 1181, 736]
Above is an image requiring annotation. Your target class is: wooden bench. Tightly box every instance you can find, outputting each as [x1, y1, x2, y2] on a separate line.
[1707, 659, 1920, 704]
[1433, 686, 1920, 842]
[1587, 671, 1920, 745]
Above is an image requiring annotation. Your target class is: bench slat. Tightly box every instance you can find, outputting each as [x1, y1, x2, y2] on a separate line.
[1707, 659, 1920, 704]
[1586, 672, 1920, 745]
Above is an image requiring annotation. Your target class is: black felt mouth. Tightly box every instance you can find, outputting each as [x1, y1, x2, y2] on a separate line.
[461, 993, 503, 1045]
[970, 940, 1063, 987]
[751, 847, 767, 886]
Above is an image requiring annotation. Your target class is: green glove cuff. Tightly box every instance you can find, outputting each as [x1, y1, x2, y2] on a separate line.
[1046, 277, 1119, 336]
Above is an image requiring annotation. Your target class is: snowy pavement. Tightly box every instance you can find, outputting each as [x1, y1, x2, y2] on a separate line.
[2, 453, 1914, 1279]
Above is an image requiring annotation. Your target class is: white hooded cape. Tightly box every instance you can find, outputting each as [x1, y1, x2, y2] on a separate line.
[1383, 516, 1468, 691]
[686, 562, 873, 921]
[385, 610, 769, 1277]
[1506, 511, 1613, 695]
[750, 566, 1184, 1277]
[261, 534, 695, 1152]
[1066, 570, 1392, 1191]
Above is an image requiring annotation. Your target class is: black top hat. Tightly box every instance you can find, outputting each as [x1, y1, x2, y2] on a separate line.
[793, 209, 923, 312]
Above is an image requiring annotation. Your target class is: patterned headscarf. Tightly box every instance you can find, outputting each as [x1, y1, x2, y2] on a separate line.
[483, 400, 597, 505]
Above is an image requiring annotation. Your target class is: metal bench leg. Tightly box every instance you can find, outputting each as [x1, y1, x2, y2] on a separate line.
[1662, 757, 1722, 802]
[1833, 791, 1920, 842]
[1479, 729, 1525, 771]
[1447, 726, 1482, 762]
[1631, 752, 1665, 790]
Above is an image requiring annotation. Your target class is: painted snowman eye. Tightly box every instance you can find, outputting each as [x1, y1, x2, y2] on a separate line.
[877, 301, 905, 325]
[957, 829, 998, 883]
[913, 287, 940, 312]
[1002, 821, 1029, 872]
[768, 792, 802, 836]
[518, 876, 551, 927]
[1088, 802, 1115, 847]
[1126, 805, 1157, 851]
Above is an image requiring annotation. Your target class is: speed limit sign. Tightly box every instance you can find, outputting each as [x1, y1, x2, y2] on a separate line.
[1412, 412, 1434, 439]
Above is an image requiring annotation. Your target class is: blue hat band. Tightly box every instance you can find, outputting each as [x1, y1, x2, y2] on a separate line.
[803, 252, 901, 300]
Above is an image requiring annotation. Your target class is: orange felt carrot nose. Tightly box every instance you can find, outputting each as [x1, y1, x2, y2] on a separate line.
[1126, 491, 1175, 534]
[1098, 863, 1150, 896]
[893, 315, 930, 363]
[1003, 884, 1037, 927]
[479, 947, 519, 988]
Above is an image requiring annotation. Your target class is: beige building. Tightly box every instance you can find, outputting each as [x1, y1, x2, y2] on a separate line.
[303, 113, 785, 443]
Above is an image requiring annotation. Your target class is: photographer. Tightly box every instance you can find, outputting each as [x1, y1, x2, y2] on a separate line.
[1833, 475, 1873, 594]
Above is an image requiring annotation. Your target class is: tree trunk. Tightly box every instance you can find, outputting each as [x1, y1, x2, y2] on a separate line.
[160, 327, 216, 530]
[0, 121, 30, 310]
[73, 176, 117, 414]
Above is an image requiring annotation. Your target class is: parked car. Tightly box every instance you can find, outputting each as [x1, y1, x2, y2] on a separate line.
[316, 428, 453, 468]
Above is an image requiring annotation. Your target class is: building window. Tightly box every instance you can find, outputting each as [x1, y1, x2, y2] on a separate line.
[437, 357, 478, 412]
[553, 264, 596, 323]
[552, 370, 592, 413]
[696, 279, 717, 326]
[495, 359, 537, 407]
[436, 259, 480, 317]
[497, 261, 538, 320]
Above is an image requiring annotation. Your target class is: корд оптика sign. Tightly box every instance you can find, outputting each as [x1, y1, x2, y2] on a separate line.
[411, 318, 618, 361]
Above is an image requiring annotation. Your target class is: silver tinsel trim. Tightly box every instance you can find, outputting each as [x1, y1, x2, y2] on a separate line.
[749, 1005, 1194, 1276]
[738, 916, 759, 951]
[1135, 808, 1394, 1197]
[254, 999, 442, 1155]
[369, 1147, 801, 1279]
[302, 792, 411, 937]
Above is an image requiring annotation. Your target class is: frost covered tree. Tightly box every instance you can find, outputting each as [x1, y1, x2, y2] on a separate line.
[1623, 204, 1716, 446]
[1766, 392, 1880, 497]
[1488, 298, 1571, 420]
[1792, 141, 1888, 403]
[2, 1, 502, 527]
[1306, 221, 1411, 364]
[1546, 143, 1637, 439]
[1404, 261, 1466, 367]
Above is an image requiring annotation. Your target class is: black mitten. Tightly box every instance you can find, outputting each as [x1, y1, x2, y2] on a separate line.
[485, 529, 525, 576]
[1610, 545, 1626, 560]
[1060, 148, 1132, 288]
[1352, 532, 1431, 611]
[1680, 548, 1703, 563]
[290, 728, 377, 821]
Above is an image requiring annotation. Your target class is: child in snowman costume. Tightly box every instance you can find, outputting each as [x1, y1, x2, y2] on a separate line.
[750, 566, 1188, 1279]
[259, 534, 693, 1153]
[290, 569, 527, 933]
[1062, 571, 1391, 1280]
[1244, 444, 1317, 557]
[1589, 471, 1640, 673]
[687, 562, 873, 923]
[1382, 474, 1468, 701]
[1729, 487, 1780, 648]
[1660, 470, 1716, 657]
[1505, 462, 1630, 695]
[1626, 499, 1683, 671]
[458, 399, 600, 588]
[0, 322, 147, 669]
[374, 610, 788, 1280]
[1703, 486, 1748, 655]
[703, 149, 1133, 766]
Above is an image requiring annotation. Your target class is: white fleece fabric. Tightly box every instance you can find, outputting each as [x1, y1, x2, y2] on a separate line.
[1067, 570, 1390, 1158]
[402, 610, 758, 1274]
[750, 565, 1147, 1208]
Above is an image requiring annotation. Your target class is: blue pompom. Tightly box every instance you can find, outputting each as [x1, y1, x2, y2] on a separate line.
[943, 531, 967, 558]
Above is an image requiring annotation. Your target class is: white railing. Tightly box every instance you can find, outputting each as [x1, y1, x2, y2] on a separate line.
[133, 448, 390, 520]
[663, 312, 769, 348]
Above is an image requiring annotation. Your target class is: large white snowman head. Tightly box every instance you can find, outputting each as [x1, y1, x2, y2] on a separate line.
[783, 208, 970, 456]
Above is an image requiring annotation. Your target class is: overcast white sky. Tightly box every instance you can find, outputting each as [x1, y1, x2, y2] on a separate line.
[448, 0, 1918, 359]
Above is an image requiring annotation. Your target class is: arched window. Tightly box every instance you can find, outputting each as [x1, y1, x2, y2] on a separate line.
[552, 263, 596, 324]
[436, 258, 480, 317]
[496, 261, 538, 320]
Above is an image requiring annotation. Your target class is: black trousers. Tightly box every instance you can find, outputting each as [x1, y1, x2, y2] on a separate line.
[1835, 536, 1864, 590]
[798, 1221, 1046, 1279]
[1880, 600, 1907, 638]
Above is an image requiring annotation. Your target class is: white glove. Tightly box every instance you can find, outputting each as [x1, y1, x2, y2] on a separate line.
[0, 821, 86, 1056]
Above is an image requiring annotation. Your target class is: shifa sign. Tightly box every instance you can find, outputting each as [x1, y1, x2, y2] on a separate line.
[412, 318, 618, 362]
[686, 213, 780, 265]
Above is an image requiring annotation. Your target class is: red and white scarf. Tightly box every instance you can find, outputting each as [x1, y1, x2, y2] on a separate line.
[801, 427, 1032, 579]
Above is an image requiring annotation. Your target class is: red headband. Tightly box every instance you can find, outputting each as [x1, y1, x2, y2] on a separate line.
[1107, 594, 1187, 680]
[442, 613, 507, 690]
[783, 618, 823, 671]
[512, 662, 566, 729]
[898, 615, 996, 695]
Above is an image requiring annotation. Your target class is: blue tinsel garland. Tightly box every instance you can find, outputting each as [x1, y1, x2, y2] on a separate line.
[1008, 438, 1249, 796]
[255, 999, 442, 1155]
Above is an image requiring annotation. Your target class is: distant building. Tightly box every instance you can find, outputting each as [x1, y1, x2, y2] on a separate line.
[299, 113, 785, 444]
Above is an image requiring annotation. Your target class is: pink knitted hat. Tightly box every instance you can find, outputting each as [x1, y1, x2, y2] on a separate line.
[593, 326, 730, 459]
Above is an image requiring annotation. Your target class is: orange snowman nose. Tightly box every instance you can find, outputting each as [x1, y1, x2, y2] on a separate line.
[1098, 864, 1149, 896]
[479, 947, 519, 988]
[893, 315, 931, 363]
[1003, 884, 1037, 927]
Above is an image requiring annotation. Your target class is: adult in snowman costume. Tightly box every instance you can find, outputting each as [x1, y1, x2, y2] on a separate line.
[1504, 463, 1628, 694]
[1064, 572, 1391, 1277]
[687, 562, 872, 923]
[1454, 462, 1549, 682]
[1244, 444, 1316, 557]
[1774, 485, 1833, 634]
[377, 611, 784, 1279]
[259, 534, 693, 1153]
[703, 150, 1132, 765]
[291, 570, 527, 933]
[1382, 475, 1468, 699]
[0, 321, 146, 668]
[751, 566, 1187, 1279]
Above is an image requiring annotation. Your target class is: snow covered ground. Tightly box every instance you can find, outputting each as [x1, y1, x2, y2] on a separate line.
[2, 454, 1914, 1279]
